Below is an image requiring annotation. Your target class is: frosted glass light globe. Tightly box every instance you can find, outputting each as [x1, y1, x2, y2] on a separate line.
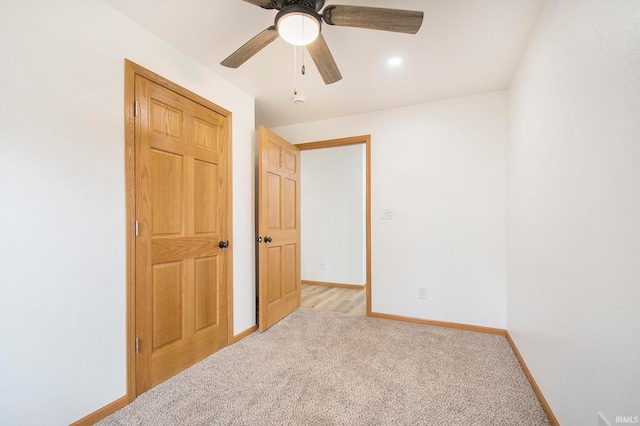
[277, 13, 320, 46]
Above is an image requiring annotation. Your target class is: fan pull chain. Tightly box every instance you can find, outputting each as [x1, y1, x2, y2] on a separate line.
[293, 46, 307, 96]
[302, 47, 306, 75]
[293, 45, 298, 95]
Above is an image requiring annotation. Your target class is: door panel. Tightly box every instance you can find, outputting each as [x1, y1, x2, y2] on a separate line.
[284, 150, 297, 173]
[135, 75, 229, 394]
[258, 126, 301, 331]
[267, 174, 281, 229]
[151, 150, 183, 235]
[267, 246, 283, 303]
[284, 244, 297, 295]
[150, 100, 182, 139]
[195, 256, 218, 330]
[284, 178, 297, 229]
[152, 262, 183, 349]
[194, 160, 219, 235]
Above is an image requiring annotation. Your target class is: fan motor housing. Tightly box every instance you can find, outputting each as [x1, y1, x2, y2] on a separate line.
[276, 0, 324, 12]
[276, 5, 322, 29]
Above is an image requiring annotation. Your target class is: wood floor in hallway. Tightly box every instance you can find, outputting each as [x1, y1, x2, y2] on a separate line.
[301, 283, 366, 316]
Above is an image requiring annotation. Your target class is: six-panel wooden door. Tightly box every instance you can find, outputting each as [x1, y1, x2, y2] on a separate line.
[134, 75, 229, 394]
[258, 126, 301, 332]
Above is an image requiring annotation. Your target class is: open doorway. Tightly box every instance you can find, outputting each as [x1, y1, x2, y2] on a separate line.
[296, 136, 371, 316]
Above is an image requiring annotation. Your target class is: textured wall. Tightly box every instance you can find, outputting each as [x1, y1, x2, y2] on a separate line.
[0, 0, 255, 423]
[507, 0, 640, 423]
[274, 91, 508, 328]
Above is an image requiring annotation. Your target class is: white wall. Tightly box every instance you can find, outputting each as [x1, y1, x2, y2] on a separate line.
[507, 0, 640, 424]
[273, 91, 507, 328]
[0, 1, 256, 424]
[300, 145, 366, 285]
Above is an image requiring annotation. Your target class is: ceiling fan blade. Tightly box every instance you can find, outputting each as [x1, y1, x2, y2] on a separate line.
[242, 0, 276, 9]
[306, 34, 342, 85]
[221, 26, 279, 68]
[323, 5, 424, 34]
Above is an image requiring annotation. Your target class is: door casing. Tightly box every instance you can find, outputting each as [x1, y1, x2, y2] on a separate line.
[124, 60, 234, 400]
[295, 135, 372, 316]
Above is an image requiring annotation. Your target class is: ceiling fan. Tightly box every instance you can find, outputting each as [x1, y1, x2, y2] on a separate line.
[221, 0, 424, 84]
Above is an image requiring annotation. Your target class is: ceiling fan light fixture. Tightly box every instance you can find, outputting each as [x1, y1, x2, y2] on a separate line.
[276, 10, 321, 46]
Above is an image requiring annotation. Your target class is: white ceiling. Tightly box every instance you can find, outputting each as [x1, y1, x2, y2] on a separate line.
[101, 0, 544, 128]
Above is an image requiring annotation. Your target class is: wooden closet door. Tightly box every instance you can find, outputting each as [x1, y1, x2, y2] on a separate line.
[134, 75, 229, 394]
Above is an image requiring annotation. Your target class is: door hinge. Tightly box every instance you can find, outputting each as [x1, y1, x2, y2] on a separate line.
[135, 338, 140, 354]
[134, 100, 140, 117]
[135, 220, 139, 236]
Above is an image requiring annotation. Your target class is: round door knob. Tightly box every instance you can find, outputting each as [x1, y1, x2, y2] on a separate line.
[219, 240, 230, 249]
[264, 236, 272, 243]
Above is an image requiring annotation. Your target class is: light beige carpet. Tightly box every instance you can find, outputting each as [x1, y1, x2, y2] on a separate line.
[98, 308, 550, 425]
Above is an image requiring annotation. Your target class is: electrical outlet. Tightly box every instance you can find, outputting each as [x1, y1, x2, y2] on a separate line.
[320, 262, 326, 271]
[382, 209, 393, 220]
[418, 287, 427, 300]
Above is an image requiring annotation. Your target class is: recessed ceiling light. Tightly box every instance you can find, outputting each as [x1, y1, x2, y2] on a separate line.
[388, 57, 402, 66]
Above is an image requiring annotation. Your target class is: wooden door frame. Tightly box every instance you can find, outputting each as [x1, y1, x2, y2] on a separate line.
[124, 59, 234, 401]
[296, 135, 372, 316]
